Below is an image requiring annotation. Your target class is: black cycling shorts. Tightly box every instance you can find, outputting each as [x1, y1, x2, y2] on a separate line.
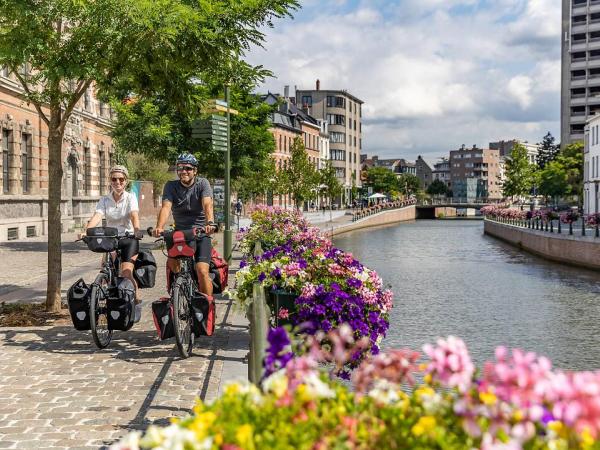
[118, 237, 139, 263]
[194, 235, 212, 264]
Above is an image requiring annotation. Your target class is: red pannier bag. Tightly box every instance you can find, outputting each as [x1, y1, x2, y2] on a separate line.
[151, 297, 174, 340]
[164, 229, 196, 258]
[209, 248, 228, 294]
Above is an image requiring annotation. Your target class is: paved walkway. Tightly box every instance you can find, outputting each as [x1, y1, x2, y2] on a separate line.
[0, 235, 248, 449]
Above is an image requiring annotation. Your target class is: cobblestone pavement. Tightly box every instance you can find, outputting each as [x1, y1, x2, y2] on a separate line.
[0, 244, 249, 449]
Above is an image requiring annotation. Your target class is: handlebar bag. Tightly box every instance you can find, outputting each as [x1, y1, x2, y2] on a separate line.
[86, 227, 118, 253]
[133, 250, 157, 289]
[151, 297, 175, 340]
[67, 278, 91, 330]
[164, 229, 196, 258]
[209, 248, 228, 294]
[107, 277, 135, 331]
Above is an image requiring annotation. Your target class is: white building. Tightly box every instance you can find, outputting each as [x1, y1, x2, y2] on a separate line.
[317, 119, 330, 169]
[584, 114, 600, 215]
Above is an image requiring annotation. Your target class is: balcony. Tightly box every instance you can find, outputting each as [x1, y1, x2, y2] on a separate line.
[572, 76, 588, 86]
[572, 59, 589, 69]
[571, 96, 588, 105]
[573, 4, 587, 15]
[573, 23, 588, 33]
[591, 2, 600, 13]
[571, 114, 588, 123]
[573, 40, 588, 51]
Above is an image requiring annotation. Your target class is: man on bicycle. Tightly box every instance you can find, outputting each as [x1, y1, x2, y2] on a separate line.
[154, 153, 217, 296]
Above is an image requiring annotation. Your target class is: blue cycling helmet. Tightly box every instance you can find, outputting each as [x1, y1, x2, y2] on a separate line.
[176, 153, 198, 167]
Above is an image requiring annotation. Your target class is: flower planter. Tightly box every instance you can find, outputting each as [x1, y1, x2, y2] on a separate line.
[268, 289, 298, 327]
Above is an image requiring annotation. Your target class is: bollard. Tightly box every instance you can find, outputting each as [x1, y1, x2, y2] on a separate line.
[582, 219, 586, 237]
[596, 224, 599, 238]
[247, 241, 271, 384]
[558, 220, 561, 234]
[569, 223, 573, 235]
[550, 220, 553, 233]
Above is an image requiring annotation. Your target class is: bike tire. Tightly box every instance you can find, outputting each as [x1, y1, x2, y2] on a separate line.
[89, 273, 113, 349]
[172, 276, 194, 358]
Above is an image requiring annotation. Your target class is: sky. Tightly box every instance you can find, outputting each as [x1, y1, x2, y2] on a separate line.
[245, 0, 561, 165]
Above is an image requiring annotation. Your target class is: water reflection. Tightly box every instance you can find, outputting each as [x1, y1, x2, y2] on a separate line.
[333, 220, 600, 370]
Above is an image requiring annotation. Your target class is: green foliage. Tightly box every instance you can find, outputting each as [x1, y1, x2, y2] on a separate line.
[502, 143, 534, 199]
[536, 132, 560, 170]
[364, 167, 399, 196]
[536, 142, 583, 202]
[426, 179, 448, 196]
[319, 161, 342, 206]
[280, 137, 319, 209]
[397, 173, 422, 196]
[233, 157, 278, 202]
[538, 160, 569, 200]
[125, 153, 173, 199]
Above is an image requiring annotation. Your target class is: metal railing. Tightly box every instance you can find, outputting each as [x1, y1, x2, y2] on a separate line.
[247, 241, 271, 384]
[351, 199, 417, 222]
[486, 216, 600, 238]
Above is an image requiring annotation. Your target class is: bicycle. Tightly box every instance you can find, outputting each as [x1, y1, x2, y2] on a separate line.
[77, 227, 143, 349]
[149, 226, 216, 358]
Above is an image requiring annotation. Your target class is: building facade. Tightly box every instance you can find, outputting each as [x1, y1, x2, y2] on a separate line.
[415, 155, 432, 189]
[584, 114, 600, 214]
[432, 157, 451, 189]
[560, 0, 600, 145]
[489, 139, 540, 165]
[449, 145, 502, 200]
[296, 80, 363, 205]
[0, 72, 115, 242]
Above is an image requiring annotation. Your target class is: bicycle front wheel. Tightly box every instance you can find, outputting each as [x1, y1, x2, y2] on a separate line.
[89, 273, 113, 349]
[172, 276, 194, 358]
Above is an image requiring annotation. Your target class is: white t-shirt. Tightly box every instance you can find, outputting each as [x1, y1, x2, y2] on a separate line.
[95, 191, 139, 235]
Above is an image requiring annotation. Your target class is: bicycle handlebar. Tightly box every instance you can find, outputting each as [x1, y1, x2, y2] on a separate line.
[147, 226, 216, 238]
[76, 230, 143, 243]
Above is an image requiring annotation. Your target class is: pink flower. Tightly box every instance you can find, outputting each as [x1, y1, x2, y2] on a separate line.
[423, 336, 474, 392]
[284, 262, 302, 276]
[278, 308, 289, 319]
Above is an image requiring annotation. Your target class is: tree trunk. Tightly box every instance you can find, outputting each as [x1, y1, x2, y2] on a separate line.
[46, 113, 64, 312]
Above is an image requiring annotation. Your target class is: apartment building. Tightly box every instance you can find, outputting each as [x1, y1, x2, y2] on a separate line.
[584, 114, 600, 213]
[489, 139, 540, 165]
[432, 157, 451, 189]
[0, 71, 115, 242]
[561, 0, 600, 145]
[449, 145, 502, 200]
[296, 80, 363, 205]
[415, 156, 432, 189]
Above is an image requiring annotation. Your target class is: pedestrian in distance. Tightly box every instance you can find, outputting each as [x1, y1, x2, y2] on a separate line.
[153, 153, 217, 297]
[79, 165, 143, 322]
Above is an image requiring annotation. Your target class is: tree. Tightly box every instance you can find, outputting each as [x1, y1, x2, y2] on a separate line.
[364, 167, 399, 196]
[125, 153, 173, 202]
[0, 0, 299, 311]
[502, 143, 534, 202]
[536, 132, 559, 170]
[280, 137, 319, 209]
[538, 160, 569, 203]
[426, 179, 448, 196]
[397, 173, 422, 196]
[536, 142, 583, 205]
[319, 161, 342, 208]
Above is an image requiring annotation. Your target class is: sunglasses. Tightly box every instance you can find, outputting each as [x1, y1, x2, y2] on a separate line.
[111, 177, 126, 183]
[177, 166, 195, 172]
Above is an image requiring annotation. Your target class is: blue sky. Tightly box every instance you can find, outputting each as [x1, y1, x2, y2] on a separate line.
[246, 0, 560, 165]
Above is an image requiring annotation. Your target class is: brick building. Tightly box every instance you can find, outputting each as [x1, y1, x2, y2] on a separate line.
[0, 72, 115, 242]
[449, 145, 502, 201]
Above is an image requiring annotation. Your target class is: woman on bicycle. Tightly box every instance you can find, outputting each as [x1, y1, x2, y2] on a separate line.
[79, 165, 143, 322]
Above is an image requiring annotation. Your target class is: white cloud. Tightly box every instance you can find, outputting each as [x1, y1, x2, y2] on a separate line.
[247, 0, 561, 160]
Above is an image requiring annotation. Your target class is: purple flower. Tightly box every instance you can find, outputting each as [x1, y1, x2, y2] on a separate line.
[258, 272, 266, 282]
[263, 327, 294, 378]
[270, 267, 282, 278]
[347, 278, 362, 289]
[240, 260, 247, 269]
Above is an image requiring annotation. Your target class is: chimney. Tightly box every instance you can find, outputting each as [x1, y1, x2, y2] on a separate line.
[284, 85, 289, 99]
[472, 144, 477, 150]
[316, 79, 320, 91]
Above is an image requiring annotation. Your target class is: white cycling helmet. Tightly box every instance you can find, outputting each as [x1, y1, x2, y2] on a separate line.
[109, 165, 129, 178]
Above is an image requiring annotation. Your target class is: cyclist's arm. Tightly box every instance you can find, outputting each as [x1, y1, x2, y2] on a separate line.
[79, 212, 102, 239]
[155, 200, 172, 234]
[202, 196, 215, 233]
[130, 210, 141, 234]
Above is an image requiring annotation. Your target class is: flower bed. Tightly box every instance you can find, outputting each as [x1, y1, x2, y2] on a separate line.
[113, 328, 600, 450]
[232, 205, 392, 373]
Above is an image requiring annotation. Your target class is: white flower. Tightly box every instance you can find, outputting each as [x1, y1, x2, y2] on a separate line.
[262, 370, 289, 398]
[303, 372, 335, 399]
[368, 379, 400, 404]
[109, 431, 141, 450]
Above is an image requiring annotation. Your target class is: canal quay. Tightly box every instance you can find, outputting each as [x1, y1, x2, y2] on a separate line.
[334, 219, 600, 371]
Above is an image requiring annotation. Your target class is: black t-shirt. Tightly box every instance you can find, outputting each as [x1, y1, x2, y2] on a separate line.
[162, 178, 213, 230]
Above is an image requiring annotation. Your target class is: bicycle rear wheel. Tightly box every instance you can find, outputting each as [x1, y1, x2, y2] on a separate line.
[89, 273, 112, 349]
[172, 276, 194, 358]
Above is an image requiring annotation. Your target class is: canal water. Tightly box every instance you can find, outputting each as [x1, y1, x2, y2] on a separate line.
[333, 219, 600, 371]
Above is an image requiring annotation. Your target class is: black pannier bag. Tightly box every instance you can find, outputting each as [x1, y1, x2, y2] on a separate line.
[190, 293, 216, 337]
[67, 278, 91, 330]
[85, 227, 118, 253]
[151, 297, 175, 340]
[133, 250, 157, 289]
[107, 277, 135, 331]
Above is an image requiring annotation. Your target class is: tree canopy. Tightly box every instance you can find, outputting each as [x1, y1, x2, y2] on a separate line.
[536, 132, 559, 170]
[426, 179, 449, 196]
[364, 167, 399, 196]
[280, 137, 319, 209]
[502, 143, 534, 199]
[0, 0, 299, 311]
[397, 173, 422, 196]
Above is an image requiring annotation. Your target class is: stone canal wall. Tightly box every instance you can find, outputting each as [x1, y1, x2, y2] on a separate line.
[484, 219, 600, 270]
[325, 205, 416, 238]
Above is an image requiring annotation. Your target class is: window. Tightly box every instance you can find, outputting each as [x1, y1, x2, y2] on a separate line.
[0, 66, 8, 77]
[279, 135, 282, 151]
[348, 118, 352, 129]
[326, 96, 345, 108]
[84, 146, 91, 195]
[26, 226, 36, 238]
[335, 167, 345, 178]
[301, 95, 312, 107]
[354, 136, 356, 147]
[7, 227, 17, 241]
[330, 149, 346, 161]
[21, 133, 30, 193]
[326, 114, 345, 126]
[330, 132, 345, 144]
[3, 130, 10, 193]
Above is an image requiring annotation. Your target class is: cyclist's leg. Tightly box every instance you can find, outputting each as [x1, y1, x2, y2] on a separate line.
[118, 237, 139, 301]
[194, 236, 212, 296]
